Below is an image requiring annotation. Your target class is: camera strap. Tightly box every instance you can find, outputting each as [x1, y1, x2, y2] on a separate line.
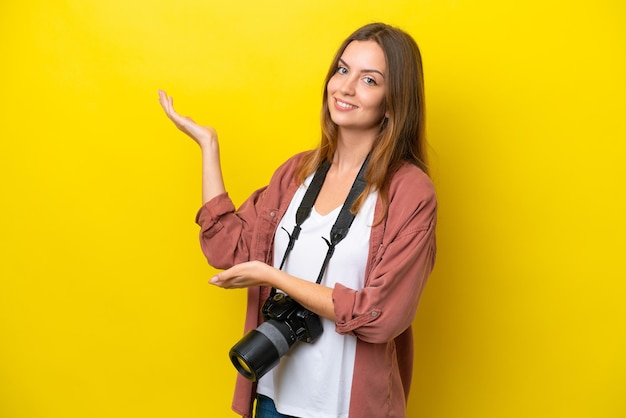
[276, 154, 370, 290]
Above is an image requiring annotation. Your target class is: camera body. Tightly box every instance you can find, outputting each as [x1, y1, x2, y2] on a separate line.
[229, 292, 324, 382]
[261, 292, 323, 343]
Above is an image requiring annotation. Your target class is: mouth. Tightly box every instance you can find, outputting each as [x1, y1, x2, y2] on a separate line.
[334, 98, 358, 110]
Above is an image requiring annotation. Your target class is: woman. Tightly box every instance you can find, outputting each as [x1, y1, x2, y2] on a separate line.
[159, 22, 437, 418]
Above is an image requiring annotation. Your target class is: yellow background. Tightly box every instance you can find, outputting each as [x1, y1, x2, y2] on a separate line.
[1, 1, 624, 417]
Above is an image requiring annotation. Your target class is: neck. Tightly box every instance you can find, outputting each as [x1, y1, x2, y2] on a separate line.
[333, 131, 375, 172]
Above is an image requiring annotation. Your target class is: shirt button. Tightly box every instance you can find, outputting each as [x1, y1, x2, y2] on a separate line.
[270, 211, 276, 217]
[371, 311, 378, 317]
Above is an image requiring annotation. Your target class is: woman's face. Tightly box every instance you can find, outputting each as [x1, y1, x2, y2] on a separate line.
[326, 40, 388, 136]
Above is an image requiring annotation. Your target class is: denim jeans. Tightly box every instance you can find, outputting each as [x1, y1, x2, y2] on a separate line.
[255, 395, 298, 418]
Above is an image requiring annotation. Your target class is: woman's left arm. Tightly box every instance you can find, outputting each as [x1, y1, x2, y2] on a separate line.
[209, 261, 336, 321]
[332, 167, 437, 343]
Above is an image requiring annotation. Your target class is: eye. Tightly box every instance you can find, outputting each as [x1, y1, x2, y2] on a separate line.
[337, 66, 348, 75]
[363, 76, 377, 86]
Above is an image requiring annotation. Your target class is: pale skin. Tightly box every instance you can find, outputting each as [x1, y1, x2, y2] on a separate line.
[158, 40, 388, 323]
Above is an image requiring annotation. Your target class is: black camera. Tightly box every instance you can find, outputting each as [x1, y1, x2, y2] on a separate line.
[229, 292, 324, 382]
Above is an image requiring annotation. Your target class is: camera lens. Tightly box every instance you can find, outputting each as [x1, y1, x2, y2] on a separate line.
[234, 356, 253, 375]
[229, 319, 294, 382]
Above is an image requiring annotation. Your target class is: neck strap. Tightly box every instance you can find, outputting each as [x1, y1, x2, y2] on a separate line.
[276, 155, 370, 288]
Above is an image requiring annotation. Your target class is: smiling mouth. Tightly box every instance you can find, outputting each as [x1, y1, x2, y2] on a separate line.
[335, 98, 358, 109]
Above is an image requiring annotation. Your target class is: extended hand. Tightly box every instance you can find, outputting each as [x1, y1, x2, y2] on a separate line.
[210, 261, 279, 289]
[158, 90, 218, 150]
[210, 261, 336, 321]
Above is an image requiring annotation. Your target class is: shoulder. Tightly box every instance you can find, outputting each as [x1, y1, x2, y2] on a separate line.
[259, 151, 313, 206]
[267, 151, 312, 185]
[388, 162, 436, 205]
[380, 162, 437, 234]
[274, 151, 311, 174]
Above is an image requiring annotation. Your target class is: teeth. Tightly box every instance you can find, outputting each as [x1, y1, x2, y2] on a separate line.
[337, 100, 356, 109]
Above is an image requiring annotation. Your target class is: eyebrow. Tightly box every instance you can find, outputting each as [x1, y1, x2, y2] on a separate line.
[339, 58, 385, 79]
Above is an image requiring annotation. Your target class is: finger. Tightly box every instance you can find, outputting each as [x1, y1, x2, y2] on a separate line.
[162, 96, 184, 123]
[165, 95, 174, 113]
[209, 274, 241, 289]
[158, 90, 171, 106]
[158, 92, 175, 117]
[210, 269, 231, 283]
[157, 90, 168, 110]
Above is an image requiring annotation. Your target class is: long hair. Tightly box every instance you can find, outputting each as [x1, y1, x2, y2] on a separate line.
[296, 23, 427, 221]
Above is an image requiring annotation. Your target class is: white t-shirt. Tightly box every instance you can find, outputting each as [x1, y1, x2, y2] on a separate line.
[256, 174, 377, 418]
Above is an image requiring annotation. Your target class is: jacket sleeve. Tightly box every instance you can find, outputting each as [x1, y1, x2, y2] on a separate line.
[194, 152, 307, 271]
[332, 166, 437, 343]
[195, 187, 268, 270]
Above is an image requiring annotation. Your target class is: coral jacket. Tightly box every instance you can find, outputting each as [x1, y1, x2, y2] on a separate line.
[195, 152, 437, 418]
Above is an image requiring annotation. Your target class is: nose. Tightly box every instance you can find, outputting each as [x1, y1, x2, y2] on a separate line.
[339, 75, 356, 96]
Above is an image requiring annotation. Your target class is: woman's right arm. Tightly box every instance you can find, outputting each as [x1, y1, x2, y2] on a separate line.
[158, 90, 226, 204]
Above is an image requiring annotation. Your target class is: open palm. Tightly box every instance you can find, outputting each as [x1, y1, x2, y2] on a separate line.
[158, 90, 217, 149]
